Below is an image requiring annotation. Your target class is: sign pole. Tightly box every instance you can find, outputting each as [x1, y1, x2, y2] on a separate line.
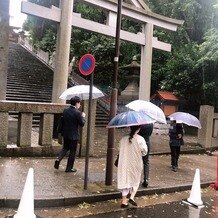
[84, 72, 94, 190]
[78, 53, 95, 190]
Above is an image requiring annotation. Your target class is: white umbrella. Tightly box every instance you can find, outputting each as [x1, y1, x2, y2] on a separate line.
[125, 100, 167, 124]
[168, 112, 202, 129]
[59, 85, 104, 100]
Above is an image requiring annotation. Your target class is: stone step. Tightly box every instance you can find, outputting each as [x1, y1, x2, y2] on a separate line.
[6, 86, 52, 91]
[95, 116, 109, 121]
[6, 96, 51, 103]
[7, 82, 52, 89]
[9, 112, 40, 127]
[6, 91, 51, 97]
[7, 78, 52, 85]
[6, 90, 51, 96]
[95, 122, 108, 127]
[96, 112, 109, 116]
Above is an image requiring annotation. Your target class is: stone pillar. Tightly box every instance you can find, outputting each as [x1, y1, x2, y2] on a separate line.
[0, 1, 9, 100]
[139, 23, 153, 101]
[52, 0, 73, 103]
[212, 113, 218, 147]
[0, 112, 8, 147]
[79, 99, 96, 156]
[213, 115, 218, 137]
[197, 105, 214, 148]
[17, 113, 33, 147]
[39, 113, 54, 146]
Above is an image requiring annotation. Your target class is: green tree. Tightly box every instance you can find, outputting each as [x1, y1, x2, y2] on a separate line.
[196, 28, 218, 107]
[23, 0, 59, 53]
[144, 0, 217, 109]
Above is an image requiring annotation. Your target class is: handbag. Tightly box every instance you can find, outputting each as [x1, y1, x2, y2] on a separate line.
[114, 154, 119, 167]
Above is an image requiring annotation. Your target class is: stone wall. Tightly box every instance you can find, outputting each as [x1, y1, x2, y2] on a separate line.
[0, 100, 96, 157]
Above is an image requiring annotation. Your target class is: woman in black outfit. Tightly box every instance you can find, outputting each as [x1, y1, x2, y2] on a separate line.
[168, 120, 184, 172]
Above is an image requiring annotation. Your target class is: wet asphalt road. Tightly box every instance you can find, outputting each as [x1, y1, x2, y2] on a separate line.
[84, 197, 215, 218]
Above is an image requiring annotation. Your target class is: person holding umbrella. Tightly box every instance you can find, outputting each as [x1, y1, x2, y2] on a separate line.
[54, 96, 86, 172]
[138, 123, 154, 187]
[168, 119, 184, 172]
[117, 125, 147, 208]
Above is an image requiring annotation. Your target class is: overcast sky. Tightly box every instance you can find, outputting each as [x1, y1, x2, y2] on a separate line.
[9, 0, 27, 28]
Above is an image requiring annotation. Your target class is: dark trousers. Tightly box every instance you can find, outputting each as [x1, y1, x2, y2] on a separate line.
[142, 145, 150, 182]
[170, 145, 181, 167]
[57, 137, 78, 171]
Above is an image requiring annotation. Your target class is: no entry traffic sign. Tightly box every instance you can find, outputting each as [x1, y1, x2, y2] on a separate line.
[78, 54, 96, 75]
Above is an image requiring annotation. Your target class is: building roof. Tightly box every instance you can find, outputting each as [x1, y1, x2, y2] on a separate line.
[151, 91, 179, 101]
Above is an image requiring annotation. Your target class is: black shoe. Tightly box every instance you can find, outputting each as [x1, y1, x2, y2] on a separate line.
[54, 160, 60, 169]
[172, 166, 177, 172]
[121, 203, 129, 208]
[129, 198, 137, 207]
[142, 181, 148, 188]
[65, 169, 77, 173]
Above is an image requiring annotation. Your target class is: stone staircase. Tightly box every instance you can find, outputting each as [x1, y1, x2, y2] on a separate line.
[6, 42, 54, 126]
[95, 104, 110, 127]
[7, 42, 53, 102]
[6, 42, 109, 127]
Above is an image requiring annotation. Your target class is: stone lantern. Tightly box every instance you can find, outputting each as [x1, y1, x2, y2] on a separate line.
[119, 56, 140, 103]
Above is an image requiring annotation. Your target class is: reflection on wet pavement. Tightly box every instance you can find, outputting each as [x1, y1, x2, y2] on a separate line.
[84, 196, 216, 218]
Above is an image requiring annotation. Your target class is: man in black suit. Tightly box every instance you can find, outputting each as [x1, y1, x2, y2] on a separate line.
[54, 96, 86, 172]
[138, 123, 154, 187]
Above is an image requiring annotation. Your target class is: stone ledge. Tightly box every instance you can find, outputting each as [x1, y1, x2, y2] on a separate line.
[0, 100, 67, 113]
[0, 145, 61, 157]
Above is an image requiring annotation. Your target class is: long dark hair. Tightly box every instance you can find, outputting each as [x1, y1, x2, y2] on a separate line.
[129, 125, 141, 143]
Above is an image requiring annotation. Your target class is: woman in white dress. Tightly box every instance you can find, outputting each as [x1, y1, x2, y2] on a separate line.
[117, 125, 147, 208]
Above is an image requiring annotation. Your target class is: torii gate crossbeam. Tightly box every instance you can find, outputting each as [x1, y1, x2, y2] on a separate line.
[22, 2, 173, 51]
[21, 0, 183, 101]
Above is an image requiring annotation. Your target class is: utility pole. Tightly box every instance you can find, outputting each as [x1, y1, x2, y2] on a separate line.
[105, 0, 123, 185]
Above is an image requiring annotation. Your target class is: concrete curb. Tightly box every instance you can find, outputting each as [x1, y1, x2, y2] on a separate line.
[0, 182, 213, 209]
[0, 147, 207, 158]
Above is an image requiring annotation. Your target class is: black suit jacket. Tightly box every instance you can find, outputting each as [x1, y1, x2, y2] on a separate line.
[138, 123, 154, 146]
[62, 106, 85, 140]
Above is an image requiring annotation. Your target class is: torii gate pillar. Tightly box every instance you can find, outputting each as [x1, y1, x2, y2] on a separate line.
[52, 0, 73, 103]
[139, 23, 153, 100]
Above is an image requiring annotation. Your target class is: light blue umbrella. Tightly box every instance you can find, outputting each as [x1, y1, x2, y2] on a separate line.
[107, 111, 155, 128]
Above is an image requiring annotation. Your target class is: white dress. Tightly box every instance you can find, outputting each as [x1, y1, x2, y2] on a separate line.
[117, 134, 147, 191]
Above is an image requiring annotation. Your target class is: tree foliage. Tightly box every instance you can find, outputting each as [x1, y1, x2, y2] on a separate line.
[195, 28, 218, 106]
[23, 0, 58, 53]
[144, 0, 218, 109]
[22, 0, 218, 110]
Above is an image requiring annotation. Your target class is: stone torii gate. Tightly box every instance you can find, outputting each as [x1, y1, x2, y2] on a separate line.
[21, 0, 183, 103]
[21, 0, 183, 186]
